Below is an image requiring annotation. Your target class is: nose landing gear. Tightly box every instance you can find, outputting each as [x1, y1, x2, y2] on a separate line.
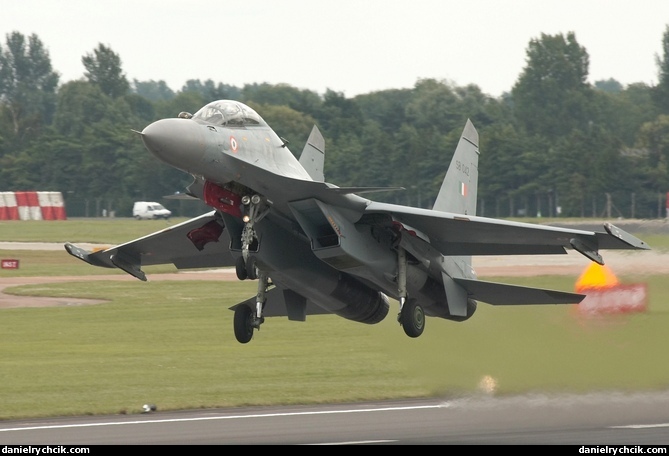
[232, 193, 270, 343]
[234, 194, 266, 281]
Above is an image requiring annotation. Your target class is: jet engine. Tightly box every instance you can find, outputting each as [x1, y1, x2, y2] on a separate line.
[327, 273, 390, 324]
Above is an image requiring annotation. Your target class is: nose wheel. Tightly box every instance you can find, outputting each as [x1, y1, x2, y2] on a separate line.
[235, 256, 258, 280]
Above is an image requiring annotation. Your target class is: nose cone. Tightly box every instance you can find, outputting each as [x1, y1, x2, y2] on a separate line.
[141, 119, 206, 173]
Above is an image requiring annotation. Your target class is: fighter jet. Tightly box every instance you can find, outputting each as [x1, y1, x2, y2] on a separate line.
[64, 100, 650, 344]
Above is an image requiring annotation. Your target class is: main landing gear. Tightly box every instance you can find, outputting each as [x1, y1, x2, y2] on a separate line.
[233, 193, 270, 343]
[233, 270, 269, 343]
[396, 246, 425, 338]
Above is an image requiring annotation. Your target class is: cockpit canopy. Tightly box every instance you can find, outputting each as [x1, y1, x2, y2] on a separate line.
[192, 100, 267, 127]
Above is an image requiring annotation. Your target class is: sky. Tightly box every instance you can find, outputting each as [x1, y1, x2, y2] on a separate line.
[3, 0, 669, 98]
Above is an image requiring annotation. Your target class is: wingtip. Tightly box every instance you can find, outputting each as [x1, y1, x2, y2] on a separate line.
[604, 222, 651, 250]
[64, 242, 91, 262]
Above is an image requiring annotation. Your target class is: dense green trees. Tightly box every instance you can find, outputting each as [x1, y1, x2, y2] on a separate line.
[82, 44, 130, 99]
[512, 32, 593, 139]
[1, 29, 668, 219]
[0, 32, 58, 139]
[655, 25, 669, 114]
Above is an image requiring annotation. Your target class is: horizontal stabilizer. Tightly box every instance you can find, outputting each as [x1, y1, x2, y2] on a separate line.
[453, 277, 585, 305]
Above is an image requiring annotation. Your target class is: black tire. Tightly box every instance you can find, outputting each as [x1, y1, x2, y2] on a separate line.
[233, 305, 254, 344]
[400, 300, 425, 338]
[246, 257, 258, 280]
[235, 257, 248, 280]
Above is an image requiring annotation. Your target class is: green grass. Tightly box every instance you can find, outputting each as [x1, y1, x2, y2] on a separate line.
[0, 249, 178, 277]
[0, 218, 191, 244]
[0, 219, 667, 420]
[1, 280, 429, 419]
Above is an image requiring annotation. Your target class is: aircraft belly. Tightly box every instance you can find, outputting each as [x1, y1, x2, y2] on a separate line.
[288, 199, 399, 290]
[252, 220, 354, 306]
[251, 218, 388, 323]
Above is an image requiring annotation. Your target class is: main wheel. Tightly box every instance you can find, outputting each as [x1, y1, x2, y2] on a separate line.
[235, 256, 248, 280]
[233, 305, 254, 344]
[399, 300, 425, 338]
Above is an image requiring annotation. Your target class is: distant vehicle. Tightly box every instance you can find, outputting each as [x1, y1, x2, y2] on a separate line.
[132, 201, 171, 220]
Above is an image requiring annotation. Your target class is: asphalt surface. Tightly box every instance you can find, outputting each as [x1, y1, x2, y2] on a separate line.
[1, 394, 668, 445]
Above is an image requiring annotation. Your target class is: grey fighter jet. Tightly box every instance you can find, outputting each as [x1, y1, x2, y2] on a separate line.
[64, 100, 650, 343]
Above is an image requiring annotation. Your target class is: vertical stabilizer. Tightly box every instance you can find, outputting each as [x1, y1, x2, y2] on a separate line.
[299, 125, 325, 182]
[432, 119, 479, 215]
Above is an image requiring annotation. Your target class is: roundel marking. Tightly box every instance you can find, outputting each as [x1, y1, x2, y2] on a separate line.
[230, 136, 238, 153]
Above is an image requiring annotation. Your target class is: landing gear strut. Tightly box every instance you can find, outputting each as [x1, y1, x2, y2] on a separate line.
[235, 194, 266, 281]
[396, 246, 425, 338]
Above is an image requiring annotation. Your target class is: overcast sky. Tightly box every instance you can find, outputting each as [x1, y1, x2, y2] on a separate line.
[3, 0, 669, 98]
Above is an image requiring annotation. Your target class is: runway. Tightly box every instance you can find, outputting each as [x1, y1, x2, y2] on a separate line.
[1, 393, 669, 445]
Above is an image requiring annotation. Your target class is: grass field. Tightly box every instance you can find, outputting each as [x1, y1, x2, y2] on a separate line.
[0, 218, 668, 420]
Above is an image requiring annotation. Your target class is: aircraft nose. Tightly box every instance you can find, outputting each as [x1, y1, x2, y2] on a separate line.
[141, 119, 206, 172]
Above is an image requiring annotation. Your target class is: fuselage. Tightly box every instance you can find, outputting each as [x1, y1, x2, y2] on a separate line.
[141, 100, 311, 187]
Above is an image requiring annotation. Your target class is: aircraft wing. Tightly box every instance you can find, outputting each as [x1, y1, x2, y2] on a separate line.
[364, 202, 650, 263]
[64, 211, 235, 281]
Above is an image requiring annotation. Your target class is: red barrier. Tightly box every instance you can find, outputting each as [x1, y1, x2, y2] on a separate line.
[38, 192, 54, 220]
[14, 191, 29, 220]
[0, 192, 8, 220]
[0, 191, 66, 220]
[50, 192, 66, 220]
[3, 192, 19, 220]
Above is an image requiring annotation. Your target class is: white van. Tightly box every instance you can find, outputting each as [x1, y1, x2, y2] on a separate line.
[132, 201, 172, 220]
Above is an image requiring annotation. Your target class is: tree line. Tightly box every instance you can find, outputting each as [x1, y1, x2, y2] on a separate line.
[1, 29, 669, 219]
